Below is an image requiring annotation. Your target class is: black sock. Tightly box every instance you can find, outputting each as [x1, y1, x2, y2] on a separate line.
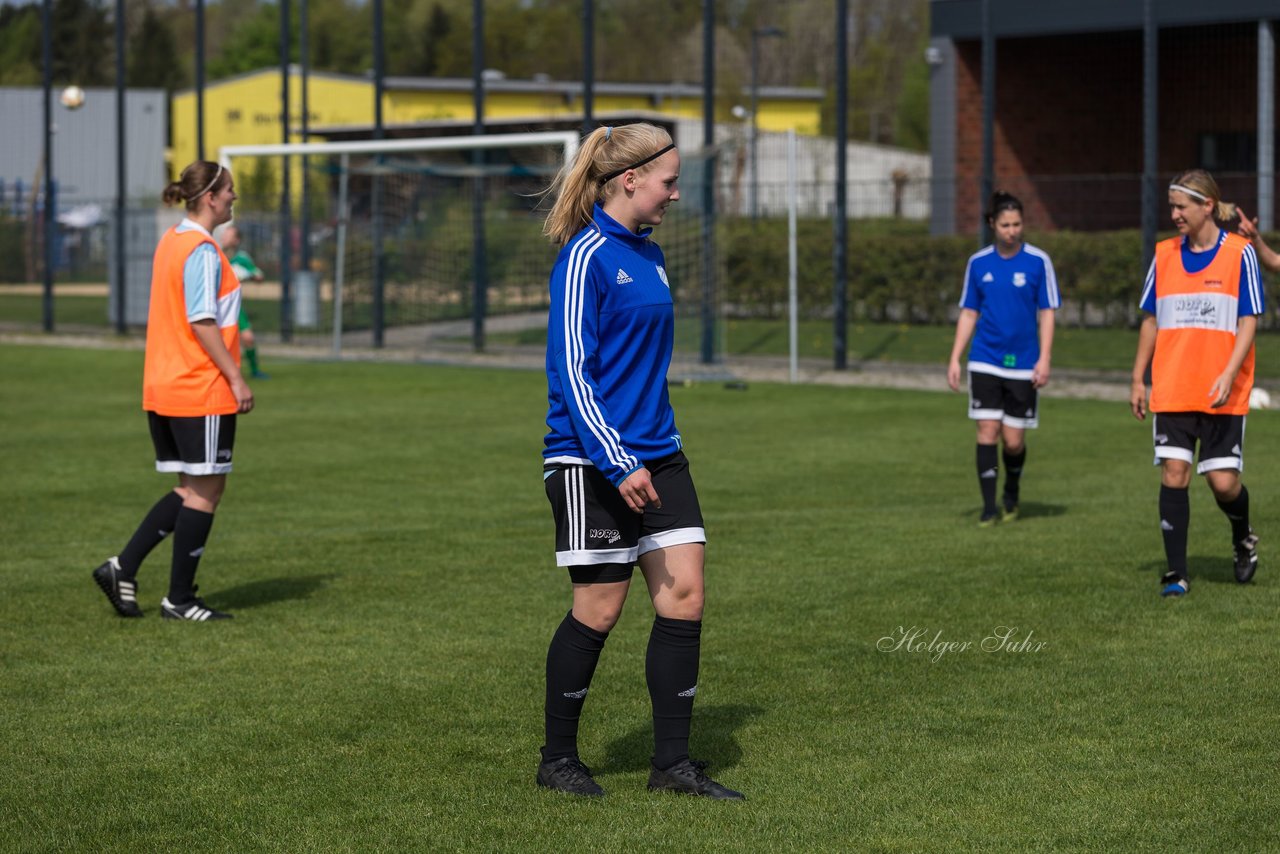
[976, 444, 999, 515]
[1002, 447, 1026, 506]
[1216, 484, 1252, 543]
[1159, 485, 1190, 580]
[647, 615, 702, 770]
[542, 610, 608, 763]
[118, 490, 184, 577]
[169, 506, 215, 604]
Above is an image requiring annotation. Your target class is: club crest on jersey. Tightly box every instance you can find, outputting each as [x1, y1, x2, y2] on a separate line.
[616, 269, 634, 284]
[656, 265, 669, 287]
[1013, 272, 1027, 287]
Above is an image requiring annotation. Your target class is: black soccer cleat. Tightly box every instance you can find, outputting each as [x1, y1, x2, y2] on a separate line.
[160, 588, 233, 621]
[648, 758, 745, 801]
[1234, 530, 1259, 584]
[536, 756, 605, 797]
[92, 557, 143, 618]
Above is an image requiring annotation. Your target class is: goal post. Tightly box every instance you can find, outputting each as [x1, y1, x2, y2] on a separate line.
[218, 131, 581, 353]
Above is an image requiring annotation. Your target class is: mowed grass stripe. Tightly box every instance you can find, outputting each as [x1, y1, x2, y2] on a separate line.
[1, 344, 1277, 851]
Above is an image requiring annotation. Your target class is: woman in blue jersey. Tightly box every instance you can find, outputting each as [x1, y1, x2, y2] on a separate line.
[947, 191, 1060, 526]
[535, 123, 742, 801]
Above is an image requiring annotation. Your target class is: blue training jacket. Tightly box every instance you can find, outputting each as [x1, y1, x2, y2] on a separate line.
[543, 205, 682, 486]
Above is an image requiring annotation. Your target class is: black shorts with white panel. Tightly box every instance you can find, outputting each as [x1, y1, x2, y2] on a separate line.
[1152, 411, 1245, 473]
[148, 411, 236, 476]
[544, 450, 705, 582]
[968, 368, 1039, 428]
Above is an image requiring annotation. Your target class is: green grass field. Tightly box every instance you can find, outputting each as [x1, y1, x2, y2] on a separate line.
[2, 344, 1278, 851]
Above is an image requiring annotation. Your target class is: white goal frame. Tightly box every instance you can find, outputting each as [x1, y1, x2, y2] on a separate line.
[218, 131, 580, 354]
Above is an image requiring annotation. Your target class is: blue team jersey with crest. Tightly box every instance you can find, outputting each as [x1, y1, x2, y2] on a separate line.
[959, 242, 1060, 378]
[544, 205, 681, 487]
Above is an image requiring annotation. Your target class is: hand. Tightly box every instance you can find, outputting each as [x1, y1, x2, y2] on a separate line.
[1208, 372, 1235, 408]
[947, 359, 962, 392]
[1238, 207, 1259, 240]
[618, 467, 660, 514]
[1031, 359, 1050, 389]
[230, 376, 255, 414]
[1130, 380, 1147, 421]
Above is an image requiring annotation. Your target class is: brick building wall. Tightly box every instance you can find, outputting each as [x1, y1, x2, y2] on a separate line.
[952, 22, 1275, 233]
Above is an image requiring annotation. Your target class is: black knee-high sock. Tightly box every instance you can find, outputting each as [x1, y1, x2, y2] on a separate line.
[542, 610, 609, 762]
[169, 506, 215, 603]
[1159, 485, 1190, 580]
[118, 490, 184, 577]
[1002, 447, 1026, 504]
[646, 615, 702, 770]
[976, 444, 999, 515]
[1216, 484, 1252, 543]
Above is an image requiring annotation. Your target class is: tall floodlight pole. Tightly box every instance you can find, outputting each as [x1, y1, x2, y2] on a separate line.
[833, 0, 848, 370]
[979, 0, 994, 246]
[372, 0, 385, 348]
[471, 0, 487, 352]
[115, 0, 127, 333]
[196, 0, 205, 160]
[279, 0, 293, 342]
[41, 0, 54, 333]
[300, 0, 310, 278]
[700, 0, 715, 364]
[582, 0, 594, 135]
[1141, 0, 1157, 278]
[750, 26, 783, 221]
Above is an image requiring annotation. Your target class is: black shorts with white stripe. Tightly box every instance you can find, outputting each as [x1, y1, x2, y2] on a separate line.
[147, 411, 236, 476]
[543, 451, 706, 575]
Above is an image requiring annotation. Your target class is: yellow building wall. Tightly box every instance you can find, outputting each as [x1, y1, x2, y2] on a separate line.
[171, 72, 375, 178]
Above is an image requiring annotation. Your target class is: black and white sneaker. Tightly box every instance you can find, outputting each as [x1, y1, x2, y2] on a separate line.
[648, 758, 745, 801]
[536, 756, 605, 797]
[1234, 530, 1259, 584]
[92, 557, 142, 618]
[160, 589, 232, 621]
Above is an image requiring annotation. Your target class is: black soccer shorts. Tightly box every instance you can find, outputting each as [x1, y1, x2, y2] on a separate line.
[148, 411, 236, 476]
[1151, 411, 1245, 473]
[968, 370, 1039, 429]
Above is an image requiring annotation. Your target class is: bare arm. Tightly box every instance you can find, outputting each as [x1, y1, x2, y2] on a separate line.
[191, 319, 254, 413]
[1130, 314, 1157, 420]
[1209, 314, 1259, 408]
[947, 309, 979, 391]
[1237, 209, 1280, 273]
[1032, 308, 1054, 388]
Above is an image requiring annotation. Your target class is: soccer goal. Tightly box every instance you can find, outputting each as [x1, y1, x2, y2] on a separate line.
[218, 131, 579, 354]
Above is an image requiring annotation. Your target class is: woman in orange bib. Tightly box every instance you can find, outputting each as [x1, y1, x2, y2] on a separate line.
[1130, 169, 1263, 597]
[92, 160, 253, 621]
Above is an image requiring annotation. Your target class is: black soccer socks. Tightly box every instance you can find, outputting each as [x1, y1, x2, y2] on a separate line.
[118, 490, 184, 577]
[1159, 484, 1191, 580]
[169, 506, 215, 604]
[646, 615, 702, 771]
[1216, 484, 1252, 544]
[542, 610, 609, 763]
[1002, 446, 1026, 505]
[976, 444, 999, 516]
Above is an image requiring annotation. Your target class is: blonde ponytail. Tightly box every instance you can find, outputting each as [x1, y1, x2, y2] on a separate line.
[541, 123, 674, 246]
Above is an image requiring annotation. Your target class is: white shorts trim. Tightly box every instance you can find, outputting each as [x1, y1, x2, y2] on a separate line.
[555, 546, 637, 568]
[545, 454, 591, 467]
[969, 361, 1035, 381]
[638, 527, 707, 557]
[156, 460, 233, 476]
[1002, 415, 1039, 429]
[1198, 456, 1243, 474]
[968, 407, 1006, 422]
[1153, 446, 1195, 466]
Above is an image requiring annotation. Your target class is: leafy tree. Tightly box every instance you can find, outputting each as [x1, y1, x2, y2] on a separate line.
[0, 5, 42, 85]
[51, 0, 113, 85]
[129, 6, 187, 91]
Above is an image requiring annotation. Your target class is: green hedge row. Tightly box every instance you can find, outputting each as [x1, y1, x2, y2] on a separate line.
[719, 219, 1280, 327]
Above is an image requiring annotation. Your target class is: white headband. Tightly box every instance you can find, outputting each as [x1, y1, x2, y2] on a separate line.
[1169, 183, 1209, 202]
[191, 165, 224, 201]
